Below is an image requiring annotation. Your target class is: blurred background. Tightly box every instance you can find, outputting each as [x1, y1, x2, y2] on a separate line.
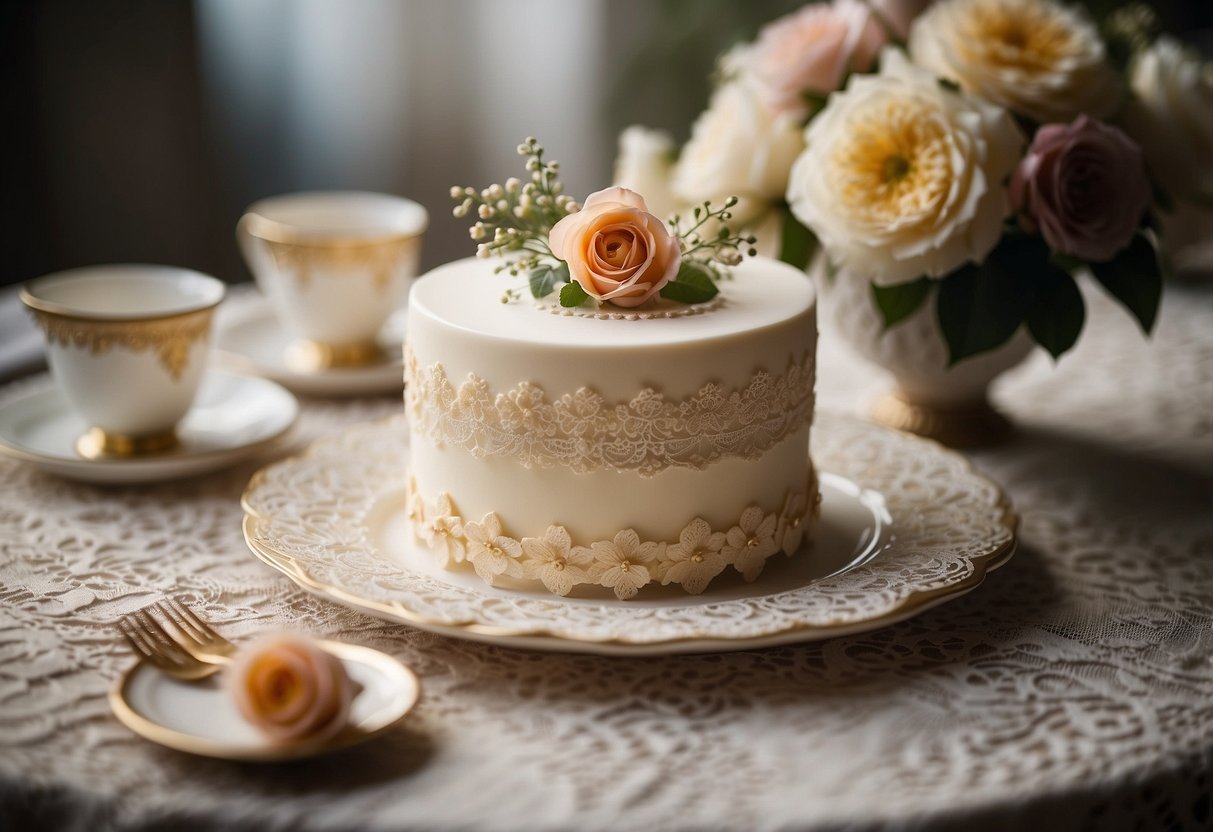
[3, 0, 1210, 289]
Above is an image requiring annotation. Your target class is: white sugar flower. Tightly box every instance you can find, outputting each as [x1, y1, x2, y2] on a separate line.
[723, 506, 779, 582]
[776, 490, 811, 556]
[423, 493, 466, 568]
[1121, 36, 1213, 204]
[660, 518, 727, 595]
[587, 529, 659, 600]
[787, 48, 1022, 285]
[463, 512, 523, 585]
[520, 525, 592, 597]
[909, 0, 1121, 124]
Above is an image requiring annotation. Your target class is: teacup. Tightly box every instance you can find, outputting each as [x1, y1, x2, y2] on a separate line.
[237, 191, 428, 371]
[20, 265, 226, 459]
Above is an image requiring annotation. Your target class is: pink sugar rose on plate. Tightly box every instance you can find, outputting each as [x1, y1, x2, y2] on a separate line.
[1011, 115, 1151, 262]
[548, 187, 681, 308]
[752, 0, 889, 117]
[226, 633, 362, 742]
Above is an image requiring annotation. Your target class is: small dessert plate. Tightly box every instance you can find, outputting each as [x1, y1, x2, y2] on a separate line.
[215, 298, 406, 397]
[0, 371, 298, 484]
[109, 641, 421, 761]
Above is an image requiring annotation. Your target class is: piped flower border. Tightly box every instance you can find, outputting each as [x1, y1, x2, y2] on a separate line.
[406, 473, 819, 600]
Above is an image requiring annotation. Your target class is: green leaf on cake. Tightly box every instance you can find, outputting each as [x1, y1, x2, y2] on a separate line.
[872, 277, 932, 329]
[660, 262, 719, 304]
[778, 211, 818, 270]
[529, 262, 569, 299]
[1025, 269, 1085, 359]
[559, 280, 590, 308]
[1089, 232, 1162, 335]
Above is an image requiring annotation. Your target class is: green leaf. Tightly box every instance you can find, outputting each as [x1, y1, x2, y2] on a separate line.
[1088, 233, 1162, 335]
[559, 280, 590, 308]
[872, 278, 932, 329]
[528, 262, 568, 299]
[659, 262, 719, 304]
[936, 235, 1049, 365]
[1025, 270, 1085, 359]
[778, 211, 818, 270]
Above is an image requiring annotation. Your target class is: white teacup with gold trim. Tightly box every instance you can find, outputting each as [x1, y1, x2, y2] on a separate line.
[237, 191, 427, 372]
[20, 265, 226, 459]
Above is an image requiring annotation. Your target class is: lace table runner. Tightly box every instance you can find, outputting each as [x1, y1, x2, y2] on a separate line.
[1, 285, 1210, 831]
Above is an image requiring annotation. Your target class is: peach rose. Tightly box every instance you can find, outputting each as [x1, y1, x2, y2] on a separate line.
[548, 187, 680, 308]
[226, 633, 361, 742]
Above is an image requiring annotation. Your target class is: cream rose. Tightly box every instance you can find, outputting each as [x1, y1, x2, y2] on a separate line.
[671, 76, 805, 225]
[787, 48, 1023, 285]
[227, 633, 360, 742]
[909, 0, 1122, 124]
[752, 0, 889, 117]
[548, 187, 680, 308]
[1121, 36, 1213, 203]
[612, 126, 678, 225]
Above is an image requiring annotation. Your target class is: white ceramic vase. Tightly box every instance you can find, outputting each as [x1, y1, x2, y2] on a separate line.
[814, 260, 1034, 447]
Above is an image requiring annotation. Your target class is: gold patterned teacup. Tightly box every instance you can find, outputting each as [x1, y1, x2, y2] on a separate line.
[237, 191, 427, 371]
[20, 265, 226, 459]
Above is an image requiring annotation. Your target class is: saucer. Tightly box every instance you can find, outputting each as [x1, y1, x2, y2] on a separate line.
[109, 641, 421, 761]
[215, 298, 406, 397]
[0, 371, 298, 484]
[242, 414, 1017, 656]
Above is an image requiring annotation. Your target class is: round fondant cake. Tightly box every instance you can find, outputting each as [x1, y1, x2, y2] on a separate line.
[404, 255, 819, 599]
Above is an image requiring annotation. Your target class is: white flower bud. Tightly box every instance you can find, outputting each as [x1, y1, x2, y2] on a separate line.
[476, 243, 490, 258]
[478, 204, 494, 219]
[505, 177, 521, 192]
[449, 186, 463, 199]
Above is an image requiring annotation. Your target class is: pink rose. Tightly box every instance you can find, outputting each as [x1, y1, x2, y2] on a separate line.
[226, 633, 361, 742]
[1011, 115, 1151, 262]
[549, 187, 681, 308]
[752, 0, 889, 116]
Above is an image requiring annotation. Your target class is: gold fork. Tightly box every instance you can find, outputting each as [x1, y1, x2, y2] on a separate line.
[117, 610, 220, 681]
[155, 596, 237, 667]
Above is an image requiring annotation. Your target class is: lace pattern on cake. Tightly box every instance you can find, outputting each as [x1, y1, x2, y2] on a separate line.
[404, 347, 815, 477]
[407, 472, 820, 600]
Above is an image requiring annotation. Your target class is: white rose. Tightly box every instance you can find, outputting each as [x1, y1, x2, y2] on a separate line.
[1121, 36, 1213, 203]
[670, 77, 805, 228]
[612, 126, 679, 224]
[787, 48, 1023, 285]
[909, 0, 1121, 124]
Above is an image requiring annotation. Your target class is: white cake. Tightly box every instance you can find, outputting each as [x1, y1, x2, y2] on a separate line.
[404, 255, 819, 599]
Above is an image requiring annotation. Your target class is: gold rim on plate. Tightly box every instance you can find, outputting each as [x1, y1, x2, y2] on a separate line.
[239, 414, 1017, 654]
[108, 640, 421, 761]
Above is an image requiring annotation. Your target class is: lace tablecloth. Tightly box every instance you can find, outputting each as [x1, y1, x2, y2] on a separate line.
[2, 283, 1211, 831]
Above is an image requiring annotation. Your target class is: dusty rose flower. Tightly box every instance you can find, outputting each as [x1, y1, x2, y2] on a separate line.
[227, 633, 360, 742]
[910, 0, 1121, 124]
[549, 187, 680, 308]
[1011, 115, 1150, 262]
[752, 0, 889, 117]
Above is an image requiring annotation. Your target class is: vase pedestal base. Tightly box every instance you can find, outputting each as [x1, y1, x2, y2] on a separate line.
[871, 392, 1013, 448]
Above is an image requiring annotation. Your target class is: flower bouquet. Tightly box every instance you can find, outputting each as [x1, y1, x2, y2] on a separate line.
[614, 0, 1212, 440]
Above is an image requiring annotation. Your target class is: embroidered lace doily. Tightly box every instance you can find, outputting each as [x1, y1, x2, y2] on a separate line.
[242, 413, 1014, 648]
[0, 283, 1210, 830]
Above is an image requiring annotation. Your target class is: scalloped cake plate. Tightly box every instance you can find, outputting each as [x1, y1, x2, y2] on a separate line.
[241, 413, 1016, 656]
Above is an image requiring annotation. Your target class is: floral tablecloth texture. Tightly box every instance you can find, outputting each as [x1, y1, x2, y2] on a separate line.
[1, 283, 1210, 831]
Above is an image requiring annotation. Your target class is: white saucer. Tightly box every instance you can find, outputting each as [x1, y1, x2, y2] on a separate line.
[215, 297, 406, 397]
[109, 641, 421, 761]
[242, 414, 1017, 655]
[0, 371, 298, 484]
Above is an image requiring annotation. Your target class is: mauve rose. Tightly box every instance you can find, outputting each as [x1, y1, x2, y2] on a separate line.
[549, 187, 680, 308]
[227, 633, 361, 742]
[1011, 116, 1150, 262]
[752, 0, 889, 117]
